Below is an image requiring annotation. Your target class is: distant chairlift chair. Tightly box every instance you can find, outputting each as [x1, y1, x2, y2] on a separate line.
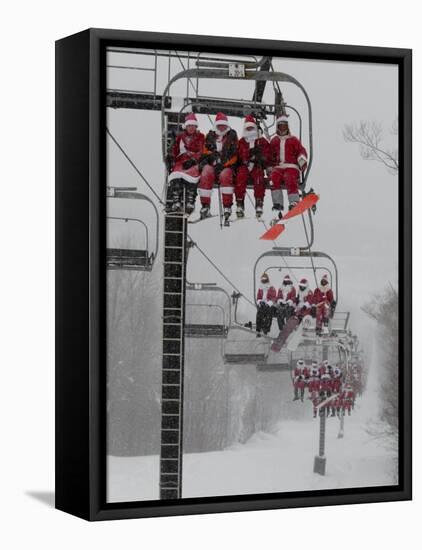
[106, 187, 159, 272]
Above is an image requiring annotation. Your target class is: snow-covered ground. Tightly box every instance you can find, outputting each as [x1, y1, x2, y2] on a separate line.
[107, 399, 397, 502]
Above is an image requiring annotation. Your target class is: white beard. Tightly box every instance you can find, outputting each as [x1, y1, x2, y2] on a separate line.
[244, 129, 258, 143]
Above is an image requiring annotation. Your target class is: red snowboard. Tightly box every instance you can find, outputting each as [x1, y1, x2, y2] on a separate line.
[260, 193, 320, 241]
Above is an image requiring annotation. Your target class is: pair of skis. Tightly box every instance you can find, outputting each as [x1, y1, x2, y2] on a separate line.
[188, 192, 320, 234]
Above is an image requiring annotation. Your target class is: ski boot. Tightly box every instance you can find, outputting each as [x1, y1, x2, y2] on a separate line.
[185, 185, 197, 215]
[288, 201, 298, 211]
[270, 206, 283, 227]
[200, 205, 210, 220]
[185, 194, 196, 215]
[172, 200, 182, 213]
[255, 199, 264, 219]
[223, 207, 231, 227]
[171, 189, 182, 212]
[236, 200, 245, 219]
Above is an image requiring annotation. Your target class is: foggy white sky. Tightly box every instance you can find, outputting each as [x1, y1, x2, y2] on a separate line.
[106, 49, 398, 349]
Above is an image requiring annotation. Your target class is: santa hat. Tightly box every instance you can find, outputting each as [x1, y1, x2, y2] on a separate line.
[183, 112, 198, 127]
[243, 114, 257, 130]
[260, 272, 269, 283]
[297, 359, 305, 366]
[214, 112, 230, 127]
[283, 274, 292, 284]
[276, 114, 289, 125]
[299, 278, 308, 287]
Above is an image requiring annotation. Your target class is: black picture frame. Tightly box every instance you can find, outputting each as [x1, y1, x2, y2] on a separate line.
[55, 28, 412, 521]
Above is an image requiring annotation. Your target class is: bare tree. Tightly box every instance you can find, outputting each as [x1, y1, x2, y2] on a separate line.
[343, 118, 398, 175]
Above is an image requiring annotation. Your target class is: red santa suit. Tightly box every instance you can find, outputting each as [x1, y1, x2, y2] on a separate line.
[332, 366, 343, 393]
[313, 276, 335, 330]
[198, 112, 238, 209]
[276, 283, 297, 307]
[343, 386, 355, 413]
[320, 373, 333, 393]
[293, 360, 305, 378]
[256, 282, 277, 306]
[309, 376, 321, 393]
[295, 278, 314, 318]
[235, 115, 270, 203]
[269, 115, 308, 208]
[168, 114, 205, 186]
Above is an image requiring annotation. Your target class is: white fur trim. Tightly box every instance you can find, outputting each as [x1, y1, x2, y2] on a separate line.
[298, 154, 307, 168]
[276, 115, 289, 125]
[276, 163, 301, 171]
[183, 120, 198, 127]
[221, 186, 234, 194]
[279, 138, 285, 164]
[244, 121, 257, 129]
[168, 171, 199, 184]
[198, 188, 213, 197]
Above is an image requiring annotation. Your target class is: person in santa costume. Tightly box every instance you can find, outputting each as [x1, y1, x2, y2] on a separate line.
[275, 274, 296, 331]
[255, 272, 277, 336]
[293, 359, 305, 401]
[235, 115, 270, 219]
[269, 114, 308, 221]
[166, 112, 205, 214]
[198, 112, 238, 224]
[294, 277, 314, 321]
[312, 274, 336, 336]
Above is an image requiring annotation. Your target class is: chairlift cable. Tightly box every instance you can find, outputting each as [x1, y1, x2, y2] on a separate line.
[244, 189, 299, 284]
[301, 213, 319, 287]
[187, 235, 256, 308]
[106, 127, 165, 206]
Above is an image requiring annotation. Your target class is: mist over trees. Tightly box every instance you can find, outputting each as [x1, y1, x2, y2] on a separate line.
[107, 269, 298, 456]
[362, 285, 399, 442]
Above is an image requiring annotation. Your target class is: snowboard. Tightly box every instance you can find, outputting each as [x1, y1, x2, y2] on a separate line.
[271, 316, 299, 352]
[260, 193, 320, 241]
[286, 322, 304, 351]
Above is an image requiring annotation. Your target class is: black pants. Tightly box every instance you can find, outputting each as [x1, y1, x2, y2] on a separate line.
[167, 179, 198, 205]
[256, 304, 273, 334]
[276, 304, 294, 331]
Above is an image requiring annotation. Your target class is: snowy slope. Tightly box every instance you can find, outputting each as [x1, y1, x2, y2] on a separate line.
[107, 400, 397, 503]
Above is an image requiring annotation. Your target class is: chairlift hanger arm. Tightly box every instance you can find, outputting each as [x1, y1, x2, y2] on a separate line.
[107, 189, 160, 261]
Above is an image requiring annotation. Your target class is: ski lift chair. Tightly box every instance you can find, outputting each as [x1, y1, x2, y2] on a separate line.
[185, 283, 231, 338]
[106, 187, 159, 272]
[223, 326, 269, 365]
[160, 60, 315, 209]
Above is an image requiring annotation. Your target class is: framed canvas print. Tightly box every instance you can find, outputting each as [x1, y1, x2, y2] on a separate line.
[55, 28, 412, 520]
